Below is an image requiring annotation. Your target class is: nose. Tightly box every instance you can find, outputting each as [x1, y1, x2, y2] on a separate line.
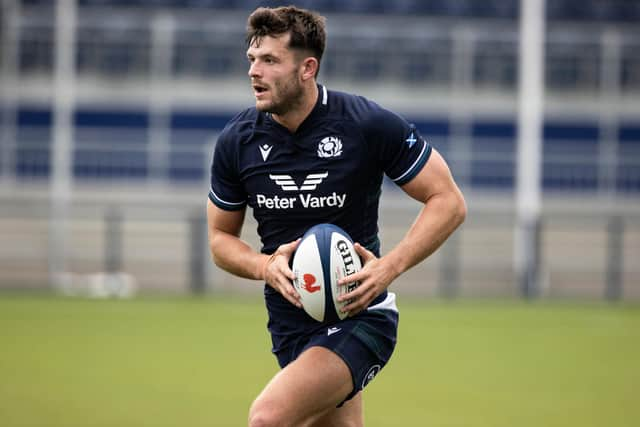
[248, 61, 261, 79]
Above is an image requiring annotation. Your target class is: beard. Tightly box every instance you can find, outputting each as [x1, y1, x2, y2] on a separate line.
[256, 71, 304, 116]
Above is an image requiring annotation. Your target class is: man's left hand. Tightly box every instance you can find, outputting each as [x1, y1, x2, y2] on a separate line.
[337, 243, 400, 316]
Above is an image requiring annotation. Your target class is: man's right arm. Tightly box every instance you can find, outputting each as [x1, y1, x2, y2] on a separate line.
[207, 199, 265, 280]
[207, 199, 302, 307]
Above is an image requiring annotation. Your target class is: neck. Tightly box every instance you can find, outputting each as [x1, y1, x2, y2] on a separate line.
[272, 83, 318, 133]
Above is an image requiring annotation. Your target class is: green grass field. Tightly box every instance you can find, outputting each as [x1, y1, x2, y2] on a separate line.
[1, 294, 639, 427]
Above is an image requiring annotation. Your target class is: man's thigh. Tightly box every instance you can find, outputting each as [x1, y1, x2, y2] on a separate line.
[250, 346, 362, 427]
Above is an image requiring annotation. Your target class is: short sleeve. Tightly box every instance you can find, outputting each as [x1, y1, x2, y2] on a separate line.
[365, 107, 432, 186]
[208, 131, 247, 211]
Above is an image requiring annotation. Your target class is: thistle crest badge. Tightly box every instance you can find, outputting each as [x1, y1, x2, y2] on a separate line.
[317, 136, 343, 158]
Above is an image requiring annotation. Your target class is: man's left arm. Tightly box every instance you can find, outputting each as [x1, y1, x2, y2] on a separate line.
[338, 148, 466, 315]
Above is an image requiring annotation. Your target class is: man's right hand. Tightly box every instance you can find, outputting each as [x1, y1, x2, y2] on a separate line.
[262, 239, 302, 308]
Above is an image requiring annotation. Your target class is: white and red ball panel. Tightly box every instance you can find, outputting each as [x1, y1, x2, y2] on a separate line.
[291, 234, 325, 322]
[292, 223, 361, 323]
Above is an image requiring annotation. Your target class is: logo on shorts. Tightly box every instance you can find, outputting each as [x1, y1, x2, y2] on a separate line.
[327, 327, 342, 336]
[317, 136, 343, 158]
[362, 365, 381, 389]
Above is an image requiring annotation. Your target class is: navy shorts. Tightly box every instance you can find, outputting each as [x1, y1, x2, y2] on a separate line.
[270, 293, 399, 405]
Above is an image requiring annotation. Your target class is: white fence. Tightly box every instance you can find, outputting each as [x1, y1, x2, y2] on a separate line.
[0, 186, 638, 299]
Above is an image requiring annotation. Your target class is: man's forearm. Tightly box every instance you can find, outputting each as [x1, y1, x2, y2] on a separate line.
[209, 231, 269, 281]
[383, 190, 466, 278]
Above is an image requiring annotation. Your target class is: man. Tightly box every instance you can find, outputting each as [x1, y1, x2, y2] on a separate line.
[207, 6, 466, 427]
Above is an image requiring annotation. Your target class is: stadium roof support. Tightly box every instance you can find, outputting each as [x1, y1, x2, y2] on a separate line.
[1, 1, 19, 184]
[516, 0, 545, 298]
[49, 0, 77, 288]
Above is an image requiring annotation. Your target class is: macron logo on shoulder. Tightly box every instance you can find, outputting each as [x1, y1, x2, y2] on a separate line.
[259, 144, 273, 161]
[269, 172, 329, 192]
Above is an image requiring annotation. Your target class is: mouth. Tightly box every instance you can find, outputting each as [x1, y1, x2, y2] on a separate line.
[253, 83, 269, 97]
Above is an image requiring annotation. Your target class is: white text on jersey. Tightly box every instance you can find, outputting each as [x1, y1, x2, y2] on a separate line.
[256, 192, 346, 209]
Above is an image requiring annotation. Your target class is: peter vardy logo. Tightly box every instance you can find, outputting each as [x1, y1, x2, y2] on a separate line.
[269, 173, 328, 191]
[256, 171, 347, 210]
[317, 136, 343, 158]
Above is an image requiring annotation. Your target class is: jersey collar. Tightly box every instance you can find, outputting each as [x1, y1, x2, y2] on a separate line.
[299, 84, 329, 129]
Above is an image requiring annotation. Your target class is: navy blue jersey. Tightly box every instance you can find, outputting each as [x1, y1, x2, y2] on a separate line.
[209, 84, 431, 256]
[209, 84, 431, 350]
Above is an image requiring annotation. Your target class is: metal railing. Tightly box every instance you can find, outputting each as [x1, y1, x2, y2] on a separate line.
[0, 189, 637, 300]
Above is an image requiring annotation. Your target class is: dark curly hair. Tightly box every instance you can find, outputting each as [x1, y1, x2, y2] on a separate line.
[246, 6, 326, 77]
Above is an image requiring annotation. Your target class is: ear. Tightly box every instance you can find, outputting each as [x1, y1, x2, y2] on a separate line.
[300, 57, 319, 81]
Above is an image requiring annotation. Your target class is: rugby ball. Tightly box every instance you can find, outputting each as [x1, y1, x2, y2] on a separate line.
[292, 223, 362, 323]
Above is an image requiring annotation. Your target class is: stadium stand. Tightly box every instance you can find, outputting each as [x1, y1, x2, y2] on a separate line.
[7, 0, 640, 193]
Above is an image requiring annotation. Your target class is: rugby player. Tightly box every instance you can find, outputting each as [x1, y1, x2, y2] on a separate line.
[207, 6, 466, 427]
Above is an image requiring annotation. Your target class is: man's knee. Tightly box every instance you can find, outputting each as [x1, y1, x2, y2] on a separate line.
[247, 411, 278, 427]
[248, 397, 288, 427]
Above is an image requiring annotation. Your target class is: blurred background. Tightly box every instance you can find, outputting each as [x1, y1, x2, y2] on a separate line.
[1, 0, 639, 300]
[1, 2, 639, 427]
